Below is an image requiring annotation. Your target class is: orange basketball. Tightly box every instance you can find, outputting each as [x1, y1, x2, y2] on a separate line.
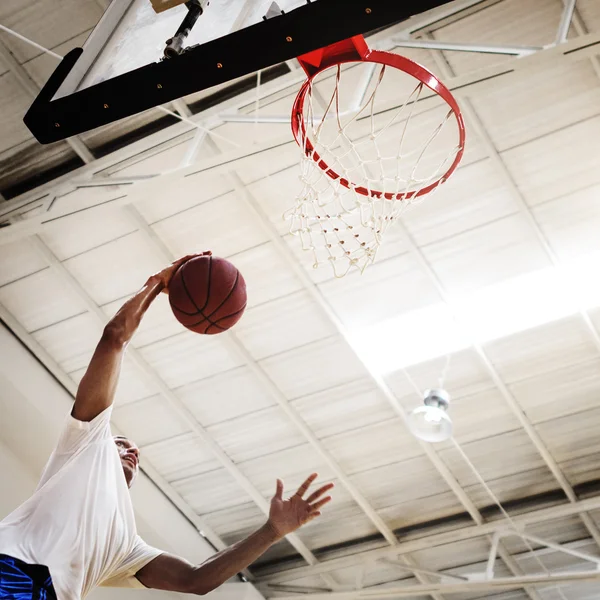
[168, 255, 247, 334]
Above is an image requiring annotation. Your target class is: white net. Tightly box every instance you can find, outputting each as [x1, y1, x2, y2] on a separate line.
[286, 58, 464, 277]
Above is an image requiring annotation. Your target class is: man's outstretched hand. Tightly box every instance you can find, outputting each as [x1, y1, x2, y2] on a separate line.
[266, 474, 333, 540]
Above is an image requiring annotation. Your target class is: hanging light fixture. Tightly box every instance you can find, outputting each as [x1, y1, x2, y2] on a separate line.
[408, 389, 453, 443]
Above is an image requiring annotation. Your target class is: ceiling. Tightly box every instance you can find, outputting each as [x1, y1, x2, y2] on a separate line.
[2, 0, 600, 599]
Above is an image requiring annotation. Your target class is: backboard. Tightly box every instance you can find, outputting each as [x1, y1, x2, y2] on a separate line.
[69, 0, 306, 94]
[23, 0, 454, 144]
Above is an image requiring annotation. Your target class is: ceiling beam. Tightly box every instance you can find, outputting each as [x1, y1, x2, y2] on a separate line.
[266, 569, 600, 599]
[257, 493, 600, 583]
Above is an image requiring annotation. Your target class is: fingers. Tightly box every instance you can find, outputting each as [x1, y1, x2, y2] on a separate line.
[309, 496, 332, 512]
[295, 473, 318, 499]
[174, 251, 212, 266]
[305, 511, 321, 524]
[274, 478, 284, 500]
[306, 482, 334, 504]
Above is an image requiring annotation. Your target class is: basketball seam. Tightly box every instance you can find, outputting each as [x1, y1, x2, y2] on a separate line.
[204, 271, 241, 322]
[186, 300, 246, 330]
[181, 257, 212, 314]
[213, 303, 247, 324]
[170, 258, 211, 317]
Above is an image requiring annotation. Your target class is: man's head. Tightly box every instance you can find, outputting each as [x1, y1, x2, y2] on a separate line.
[114, 436, 139, 488]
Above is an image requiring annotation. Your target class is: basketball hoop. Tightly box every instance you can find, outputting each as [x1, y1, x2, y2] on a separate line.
[286, 35, 465, 277]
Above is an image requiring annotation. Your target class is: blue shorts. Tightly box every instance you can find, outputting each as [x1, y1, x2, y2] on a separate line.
[0, 555, 56, 600]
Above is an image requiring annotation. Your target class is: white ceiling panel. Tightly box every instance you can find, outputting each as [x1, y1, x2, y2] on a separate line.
[112, 394, 191, 447]
[560, 454, 600, 488]
[330, 562, 413, 590]
[46, 183, 121, 216]
[350, 456, 457, 511]
[502, 114, 600, 207]
[432, 0, 560, 75]
[408, 536, 492, 574]
[401, 159, 518, 246]
[389, 349, 495, 399]
[532, 182, 600, 262]
[469, 61, 600, 153]
[295, 502, 379, 554]
[578, 0, 600, 31]
[318, 251, 440, 329]
[178, 366, 276, 426]
[237, 444, 333, 497]
[233, 291, 335, 360]
[39, 209, 137, 261]
[463, 466, 559, 511]
[31, 311, 98, 373]
[138, 179, 233, 229]
[0, 0, 101, 63]
[439, 429, 550, 487]
[0, 239, 47, 287]
[230, 242, 302, 308]
[103, 293, 183, 349]
[482, 316, 598, 383]
[290, 378, 396, 439]
[138, 329, 243, 388]
[321, 419, 423, 475]
[203, 501, 267, 542]
[378, 489, 466, 530]
[247, 165, 304, 237]
[62, 230, 165, 306]
[205, 406, 308, 463]
[211, 136, 299, 186]
[172, 467, 248, 515]
[69, 357, 158, 406]
[0, 268, 85, 332]
[508, 358, 600, 424]
[176, 367, 275, 427]
[22, 30, 90, 89]
[421, 213, 552, 295]
[535, 406, 600, 464]
[140, 432, 222, 482]
[0, 73, 35, 153]
[152, 191, 269, 258]
[259, 336, 369, 399]
[441, 387, 522, 445]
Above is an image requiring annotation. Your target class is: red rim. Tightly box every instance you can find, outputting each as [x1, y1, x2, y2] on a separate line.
[291, 49, 466, 200]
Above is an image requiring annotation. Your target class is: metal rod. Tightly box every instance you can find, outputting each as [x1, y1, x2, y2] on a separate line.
[268, 570, 600, 599]
[512, 532, 600, 566]
[256, 495, 600, 584]
[555, 0, 577, 45]
[379, 559, 467, 582]
[0, 24, 63, 59]
[485, 532, 500, 579]
[392, 38, 540, 56]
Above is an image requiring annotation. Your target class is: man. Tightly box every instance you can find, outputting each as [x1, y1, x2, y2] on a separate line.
[0, 254, 333, 600]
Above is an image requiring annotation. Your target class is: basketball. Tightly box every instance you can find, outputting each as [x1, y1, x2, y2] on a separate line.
[168, 255, 247, 334]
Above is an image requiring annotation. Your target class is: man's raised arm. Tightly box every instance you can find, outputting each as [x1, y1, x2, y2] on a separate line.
[72, 253, 209, 422]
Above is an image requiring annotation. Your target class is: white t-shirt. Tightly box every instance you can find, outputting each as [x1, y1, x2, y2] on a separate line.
[0, 406, 163, 600]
